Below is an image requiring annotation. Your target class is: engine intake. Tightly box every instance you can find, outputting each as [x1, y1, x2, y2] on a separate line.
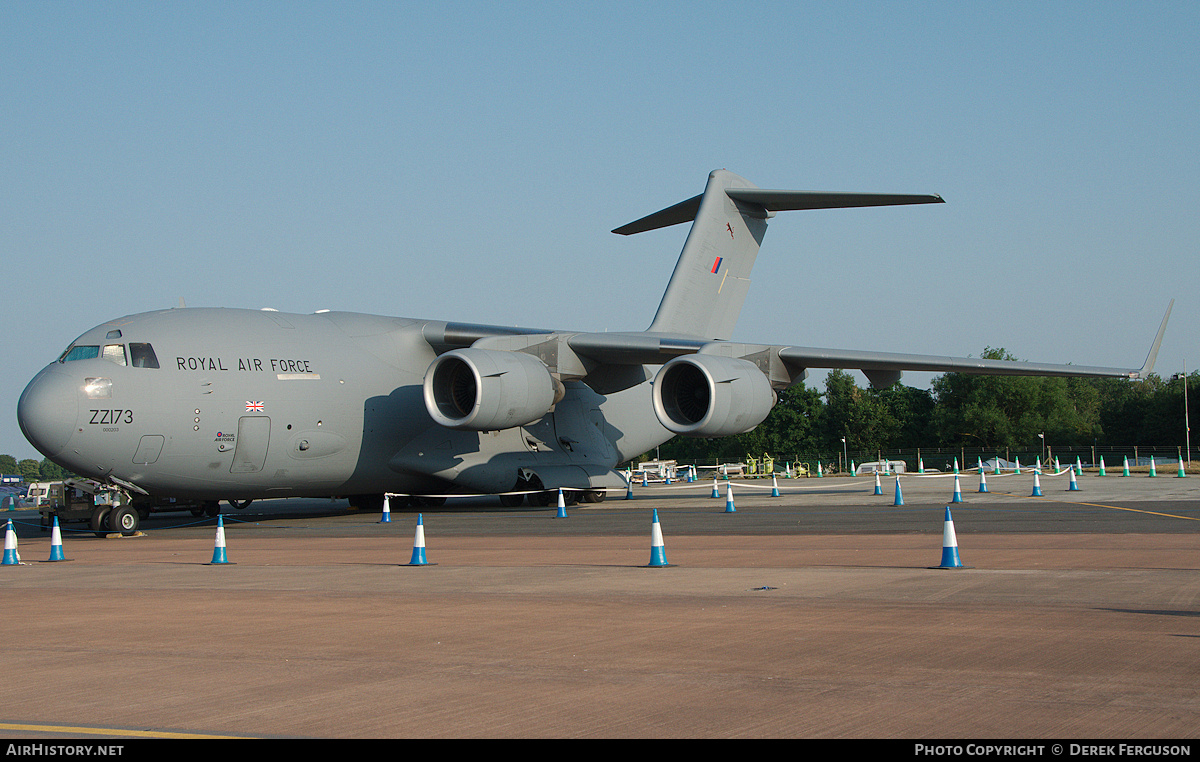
[423, 348, 561, 430]
[652, 355, 775, 437]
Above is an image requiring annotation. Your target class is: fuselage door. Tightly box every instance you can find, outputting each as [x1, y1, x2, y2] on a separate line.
[230, 416, 271, 473]
[133, 435, 165, 465]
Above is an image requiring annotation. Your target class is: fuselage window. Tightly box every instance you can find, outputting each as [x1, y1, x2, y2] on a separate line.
[59, 345, 100, 363]
[129, 343, 160, 369]
[102, 344, 128, 366]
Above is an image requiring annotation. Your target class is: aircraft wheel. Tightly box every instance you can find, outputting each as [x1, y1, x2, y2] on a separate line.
[528, 490, 551, 507]
[110, 505, 140, 536]
[228, 499, 253, 510]
[203, 501, 221, 517]
[498, 493, 524, 507]
[90, 507, 112, 537]
[582, 489, 606, 503]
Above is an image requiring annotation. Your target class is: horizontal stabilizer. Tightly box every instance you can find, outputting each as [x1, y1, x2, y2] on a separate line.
[612, 194, 702, 236]
[725, 189, 944, 212]
[612, 189, 943, 235]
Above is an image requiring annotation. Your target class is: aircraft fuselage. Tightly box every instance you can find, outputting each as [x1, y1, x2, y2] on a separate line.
[18, 307, 658, 503]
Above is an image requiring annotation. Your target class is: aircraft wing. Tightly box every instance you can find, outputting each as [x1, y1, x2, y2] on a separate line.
[776, 297, 1172, 386]
[774, 345, 1149, 387]
[564, 298, 1172, 388]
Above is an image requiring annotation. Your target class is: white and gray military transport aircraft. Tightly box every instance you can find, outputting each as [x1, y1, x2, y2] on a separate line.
[18, 170, 1170, 531]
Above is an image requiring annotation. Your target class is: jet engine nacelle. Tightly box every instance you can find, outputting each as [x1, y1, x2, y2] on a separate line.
[423, 348, 562, 430]
[652, 355, 776, 437]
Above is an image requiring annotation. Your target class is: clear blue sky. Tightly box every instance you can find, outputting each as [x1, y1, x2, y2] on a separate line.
[2, 2, 1196, 461]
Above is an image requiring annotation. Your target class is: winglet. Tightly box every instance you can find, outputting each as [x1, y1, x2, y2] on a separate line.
[1134, 299, 1173, 379]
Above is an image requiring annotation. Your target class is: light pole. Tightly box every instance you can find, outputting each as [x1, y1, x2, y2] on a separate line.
[842, 436, 848, 475]
[1038, 432, 1045, 466]
[1174, 363, 1191, 466]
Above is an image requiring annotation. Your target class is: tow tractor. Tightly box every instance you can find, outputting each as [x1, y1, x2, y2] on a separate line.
[38, 479, 220, 536]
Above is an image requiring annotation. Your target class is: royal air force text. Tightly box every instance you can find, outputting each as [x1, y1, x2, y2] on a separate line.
[175, 357, 313, 373]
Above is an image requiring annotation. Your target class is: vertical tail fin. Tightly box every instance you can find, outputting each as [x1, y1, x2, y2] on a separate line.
[613, 170, 944, 340]
[614, 170, 766, 340]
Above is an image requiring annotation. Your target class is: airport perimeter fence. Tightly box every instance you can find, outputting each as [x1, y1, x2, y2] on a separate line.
[695, 445, 1199, 477]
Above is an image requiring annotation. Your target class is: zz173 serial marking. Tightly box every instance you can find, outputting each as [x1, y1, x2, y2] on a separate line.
[90, 409, 133, 425]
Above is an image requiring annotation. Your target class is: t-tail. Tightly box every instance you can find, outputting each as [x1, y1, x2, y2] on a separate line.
[613, 169, 945, 340]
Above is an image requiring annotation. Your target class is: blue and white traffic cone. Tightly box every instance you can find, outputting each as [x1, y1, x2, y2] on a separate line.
[1031, 470, 1043, 497]
[1075, 457, 1083, 476]
[642, 472, 648, 488]
[1099, 457, 1106, 476]
[1149, 457, 1157, 477]
[893, 477, 904, 506]
[647, 509, 669, 567]
[953, 457, 960, 474]
[664, 471, 671, 485]
[978, 469, 989, 493]
[1014, 456, 1021, 474]
[918, 457, 925, 474]
[874, 472, 882, 496]
[3, 519, 20, 565]
[626, 477, 634, 500]
[1178, 457, 1188, 478]
[208, 515, 231, 565]
[407, 514, 429, 566]
[556, 488, 568, 518]
[712, 478, 720, 499]
[1069, 468, 1080, 491]
[47, 516, 66, 562]
[380, 494, 391, 523]
[1123, 456, 1131, 477]
[994, 458, 1002, 475]
[934, 507, 967, 569]
[951, 474, 963, 503]
[724, 482, 736, 513]
[771, 474, 780, 498]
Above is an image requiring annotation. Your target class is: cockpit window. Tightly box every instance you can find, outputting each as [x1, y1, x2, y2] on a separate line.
[102, 344, 127, 366]
[59, 345, 100, 362]
[59, 342, 160, 368]
[129, 343, 160, 369]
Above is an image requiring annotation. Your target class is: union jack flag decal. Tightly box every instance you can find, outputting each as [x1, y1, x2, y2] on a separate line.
[245, 401, 265, 412]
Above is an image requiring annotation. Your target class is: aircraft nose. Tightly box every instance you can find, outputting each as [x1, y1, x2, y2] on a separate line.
[17, 367, 79, 459]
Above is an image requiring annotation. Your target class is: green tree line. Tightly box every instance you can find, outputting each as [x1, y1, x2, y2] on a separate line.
[0, 453, 70, 483]
[657, 348, 1197, 465]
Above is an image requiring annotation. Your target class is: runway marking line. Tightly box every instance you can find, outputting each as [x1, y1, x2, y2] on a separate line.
[0, 722, 251, 739]
[1018, 494, 1200, 522]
